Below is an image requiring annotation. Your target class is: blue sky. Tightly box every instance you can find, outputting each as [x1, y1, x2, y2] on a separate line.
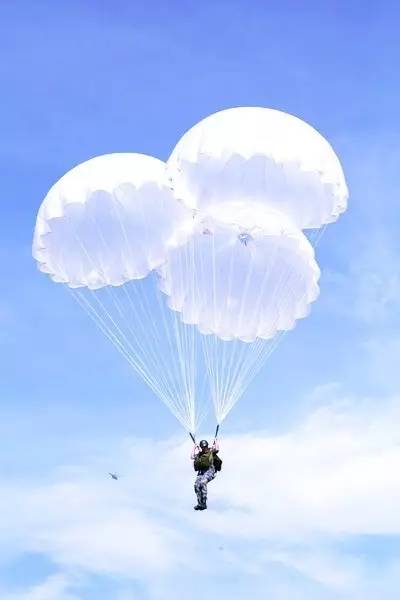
[1, 1, 400, 598]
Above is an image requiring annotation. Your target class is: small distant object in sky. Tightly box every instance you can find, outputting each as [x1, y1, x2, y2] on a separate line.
[238, 232, 253, 246]
[108, 472, 119, 480]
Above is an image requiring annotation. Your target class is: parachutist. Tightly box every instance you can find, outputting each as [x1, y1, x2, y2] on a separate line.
[191, 438, 222, 510]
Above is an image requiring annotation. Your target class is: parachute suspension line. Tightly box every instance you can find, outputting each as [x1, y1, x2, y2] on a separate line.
[73, 218, 185, 416]
[110, 195, 187, 411]
[201, 230, 313, 424]
[185, 234, 207, 427]
[210, 225, 220, 405]
[199, 234, 238, 422]
[203, 158, 280, 422]
[119, 283, 177, 399]
[62, 197, 322, 433]
[306, 224, 327, 248]
[64, 203, 202, 432]
[212, 233, 238, 421]
[133, 194, 202, 433]
[172, 237, 197, 429]
[209, 239, 255, 421]
[214, 241, 281, 420]
[68, 290, 185, 424]
[184, 234, 210, 427]
[223, 251, 316, 417]
[68, 282, 194, 430]
[196, 164, 327, 425]
[67, 287, 168, 403]
[153, 280, 197, 432]
[226, 257, 307, 407]
[221, 333, 285, 420]
[228, 230, 322, 411]
[105, 284, 186, 417]
[238, 228, 320, 409]
[223, 240, 257, 405]
[219, 224, 326, 419]
[233, 224, 326, 396]
[195, 230, 224, 421]
[154, 266, 197, 432]
[199, 235, 266, 422]
[126, 193, 191, 417]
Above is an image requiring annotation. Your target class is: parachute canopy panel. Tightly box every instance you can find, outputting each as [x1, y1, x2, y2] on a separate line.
[168, 107, 348, 230]
[158, 213, 320, 342]
[33, 153, 192, 289]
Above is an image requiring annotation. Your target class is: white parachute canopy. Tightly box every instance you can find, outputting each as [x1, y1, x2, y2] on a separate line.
[159, 212, 320, 342]
[167, 107, 348, 230]
[33, 153, 192, 289]
[33, 153, 204, 432]
[158, 212, 320, 422]
[33, 109, 348, 433]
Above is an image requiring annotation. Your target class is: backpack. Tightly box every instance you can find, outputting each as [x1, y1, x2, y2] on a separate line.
[213, 453, 222, 472]
[194, 450, 223, 472]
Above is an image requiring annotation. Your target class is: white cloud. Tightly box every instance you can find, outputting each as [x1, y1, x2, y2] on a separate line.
[0, 478, 193, 579]
[362, 335, 400, 390]
[204, 399, 400, 543]
[0, 574, 78, 600]
[323, 229, 400, 326]
[262, 547, 362, 590]
[1, 391, 400, 598]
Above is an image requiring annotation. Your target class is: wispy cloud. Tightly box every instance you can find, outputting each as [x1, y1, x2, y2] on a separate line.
[1, 389, 400, 598]
[323, 228, 400, 327]
[0, 574, 78, 600]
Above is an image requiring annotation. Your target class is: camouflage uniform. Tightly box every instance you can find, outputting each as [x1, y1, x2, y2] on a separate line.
[194, 465, 216, 507]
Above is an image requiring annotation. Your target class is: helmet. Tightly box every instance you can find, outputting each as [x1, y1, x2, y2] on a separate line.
[199, 440, 209, 449]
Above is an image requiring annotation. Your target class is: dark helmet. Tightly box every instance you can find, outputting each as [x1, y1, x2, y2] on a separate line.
[199, 440, 209, 449]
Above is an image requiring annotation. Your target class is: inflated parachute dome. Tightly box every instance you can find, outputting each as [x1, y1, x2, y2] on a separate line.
[167, 107, 348, 229]
[33, 153, 192, 289]
[33, 108, 348, 433]
[158, 212, 320, 342]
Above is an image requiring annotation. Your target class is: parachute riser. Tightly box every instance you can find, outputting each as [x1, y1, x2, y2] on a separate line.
[189, 425, 219, 444]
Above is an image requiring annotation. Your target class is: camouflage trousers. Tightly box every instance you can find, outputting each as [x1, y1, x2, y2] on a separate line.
[194, 466, 216, 506]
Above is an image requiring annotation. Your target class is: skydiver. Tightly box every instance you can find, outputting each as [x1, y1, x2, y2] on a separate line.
[191, 438, 222, 511]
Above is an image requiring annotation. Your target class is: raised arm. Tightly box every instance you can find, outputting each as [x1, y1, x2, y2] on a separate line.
[191, 444, 200, 460]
